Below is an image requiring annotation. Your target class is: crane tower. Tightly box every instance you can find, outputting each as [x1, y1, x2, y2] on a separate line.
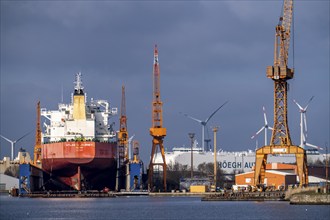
[119, 85, 128, 163]
[33, 101, 42, 168]
[117, 85, 129, 190]
[254, 0, 308, 187]
[148, 45, 167, 191]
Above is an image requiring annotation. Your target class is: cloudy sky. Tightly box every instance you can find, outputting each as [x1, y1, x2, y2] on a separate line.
[1, 0, 329, 164]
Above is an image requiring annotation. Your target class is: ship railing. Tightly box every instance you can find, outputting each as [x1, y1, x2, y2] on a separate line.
[58, 103, 71, 110]
[42, 138, 116, 144]
[90, 100, 109, 112]
[111, 107, 118, 115]
[40, 109, 52, 120]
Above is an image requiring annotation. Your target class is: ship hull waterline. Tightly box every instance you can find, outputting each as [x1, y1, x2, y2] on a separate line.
[41, 141, 117, 191]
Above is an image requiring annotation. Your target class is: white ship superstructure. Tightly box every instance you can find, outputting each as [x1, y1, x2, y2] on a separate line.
[38, 73, 119, 191]
[41, 73, 118, 143]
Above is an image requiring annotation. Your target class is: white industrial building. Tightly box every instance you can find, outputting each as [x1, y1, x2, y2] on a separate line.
[0, 173, 19, 191]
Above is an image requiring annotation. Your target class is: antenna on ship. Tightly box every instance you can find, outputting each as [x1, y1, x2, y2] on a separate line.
[74, 72, 84, 95]
[61, 84, 64, 103]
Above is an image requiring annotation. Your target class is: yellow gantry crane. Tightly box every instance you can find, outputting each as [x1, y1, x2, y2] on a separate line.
[254, 0, 308, 187]
[148, 45, 167, 192]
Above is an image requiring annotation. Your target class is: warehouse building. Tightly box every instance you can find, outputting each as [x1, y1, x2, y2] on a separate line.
[235, 170, 296, 190]
[0, 173, 19, 192]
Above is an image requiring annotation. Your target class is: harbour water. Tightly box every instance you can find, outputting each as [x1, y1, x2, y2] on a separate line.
[0, 195, 329, 219]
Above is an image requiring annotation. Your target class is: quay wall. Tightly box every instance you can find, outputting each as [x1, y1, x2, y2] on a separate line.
[290, 194, 330, 205]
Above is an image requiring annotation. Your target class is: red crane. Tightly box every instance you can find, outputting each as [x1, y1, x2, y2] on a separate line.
[148, 45, 167, 191]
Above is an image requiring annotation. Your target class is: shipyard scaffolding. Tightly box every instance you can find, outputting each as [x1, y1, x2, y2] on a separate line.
[254, 0, 308, 188]
[148, 45, 167, 192]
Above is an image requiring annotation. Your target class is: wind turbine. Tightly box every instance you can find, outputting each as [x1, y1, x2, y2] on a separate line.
[0, 132, 31, 160]
[293, 96, 323, 150]
[251, 106, 273, 146]
[181, 101, 228, 152]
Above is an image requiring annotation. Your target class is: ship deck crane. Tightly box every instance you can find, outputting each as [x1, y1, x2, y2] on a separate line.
[254, 0, 308, 187]
[148, 45, 167, 192]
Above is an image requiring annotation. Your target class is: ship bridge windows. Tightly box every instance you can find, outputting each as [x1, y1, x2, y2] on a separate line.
[111, 108, 118, 115]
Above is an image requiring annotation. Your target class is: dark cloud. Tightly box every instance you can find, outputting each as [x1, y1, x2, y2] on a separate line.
[1, 1, 329, 164]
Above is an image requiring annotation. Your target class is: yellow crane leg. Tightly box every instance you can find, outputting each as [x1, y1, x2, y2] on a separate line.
[296, 153, 308, 187]
[254, 153, 267, 186]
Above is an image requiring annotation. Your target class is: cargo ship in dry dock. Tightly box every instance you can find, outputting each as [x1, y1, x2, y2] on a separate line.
[38, 73, 118, 191]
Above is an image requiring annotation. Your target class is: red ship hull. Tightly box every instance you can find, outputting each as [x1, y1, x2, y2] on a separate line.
[41, 141, 117, 191]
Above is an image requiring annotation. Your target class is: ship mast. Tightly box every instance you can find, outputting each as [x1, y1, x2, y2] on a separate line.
[73, 72, 86, 120]
[74, 72, 84, 95]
